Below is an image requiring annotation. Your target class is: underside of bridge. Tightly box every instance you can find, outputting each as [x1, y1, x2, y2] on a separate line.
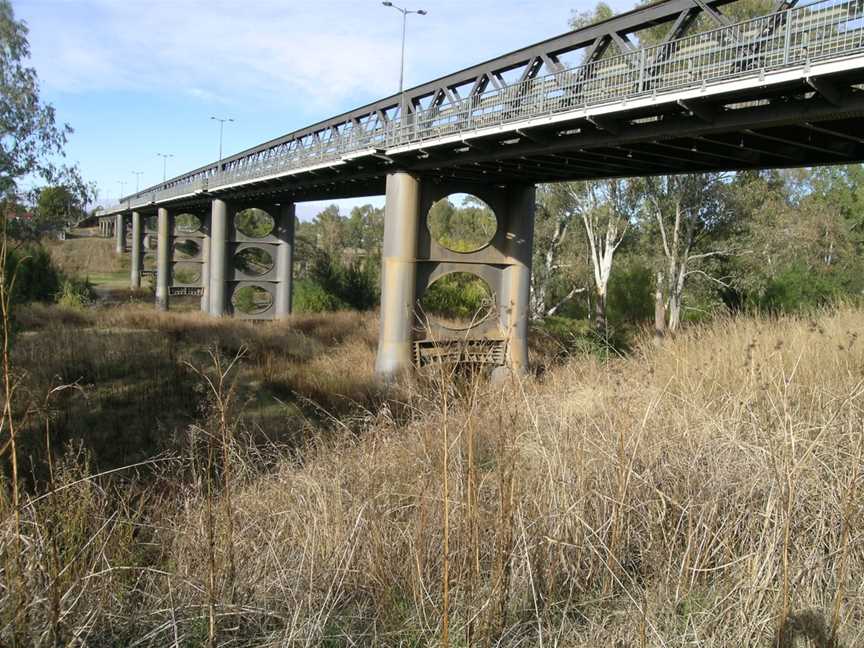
[99, 0, 864, 376]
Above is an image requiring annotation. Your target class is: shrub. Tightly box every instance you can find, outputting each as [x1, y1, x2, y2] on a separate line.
[757, 265, 844, 313]
[6, 243, 62, 304]
[55, 277, 94, 309]
[293, 279, 349, 313]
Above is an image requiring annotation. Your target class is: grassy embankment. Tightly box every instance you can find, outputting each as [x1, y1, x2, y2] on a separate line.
[1, 298, 861, 647]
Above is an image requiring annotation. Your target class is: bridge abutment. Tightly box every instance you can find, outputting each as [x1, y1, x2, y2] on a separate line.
[375, 172, 535, 378]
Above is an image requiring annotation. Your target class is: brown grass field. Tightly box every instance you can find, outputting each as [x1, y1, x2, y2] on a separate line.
[0, 301, 862, 646]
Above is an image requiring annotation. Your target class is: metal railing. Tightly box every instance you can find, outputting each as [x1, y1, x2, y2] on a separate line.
[103, 0, 864, 213]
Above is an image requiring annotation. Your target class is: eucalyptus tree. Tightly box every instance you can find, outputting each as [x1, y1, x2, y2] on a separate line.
[0, 0, 72, 209]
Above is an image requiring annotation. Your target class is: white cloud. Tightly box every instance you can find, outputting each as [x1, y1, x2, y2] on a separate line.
[21, 0, 406, 109]
[18, 0, 626, 110]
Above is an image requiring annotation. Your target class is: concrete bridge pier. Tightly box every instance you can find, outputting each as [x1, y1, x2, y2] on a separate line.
[208, 198, 228, 316]
[155, 207, 172, 311]
[375, 172, 421, 377]
[374, 171, 535, 378]
[115, 213, 127, 254]
[99, 218, 114, 239]
[501, 185, 535, 373]
[200, 225, 211, 314]
[130, 211, 143, 289]
[275, 202, 296, 318]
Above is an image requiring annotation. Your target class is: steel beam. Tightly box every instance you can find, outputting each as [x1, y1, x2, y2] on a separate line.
[375, 172, 421, 378]
[156, 207, 171, 311]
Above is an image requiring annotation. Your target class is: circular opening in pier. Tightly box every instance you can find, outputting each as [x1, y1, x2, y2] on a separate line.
[234, 247, 274, 276]
[173, 264, 201, 285]
[232, 285, 273, 315]
[173, 238, 201, 260]
[418, 272, 496, 330]
[235, 208, 275, 238]
[427, 193, 497, 253]
[175, 213, 202, 233]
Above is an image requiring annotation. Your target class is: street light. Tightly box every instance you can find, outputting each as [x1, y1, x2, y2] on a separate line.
[132, 171, 143, 193]
[117, 180, 127, 201]
[382, 2, 427, 97]
[210, 116, 234, 167]
[157, 153, 174, 182]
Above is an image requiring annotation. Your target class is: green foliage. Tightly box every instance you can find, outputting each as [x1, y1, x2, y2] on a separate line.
[755, 265, 851, 314]
[0, 1, 89, 206]
[293, 279, 349, 313]
[607, 261, 655, 324]
[420, 272, 493, 322]
[173, 239, 200, 259]
[172, 267, 200, 285]
[6, 243, 62, 304]
[427, 195, 496, 252]
[174, 213, 202, 234]
[5, 243, 96, 314]
[235, 247, 273, 275]
[56, 276, 94, 309]
[307, 251, 378, 311]
[235, 208, 274, 238]
[232, 286, 272, 314]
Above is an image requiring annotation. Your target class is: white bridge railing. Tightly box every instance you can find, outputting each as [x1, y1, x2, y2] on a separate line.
[103, 0, 864, 213]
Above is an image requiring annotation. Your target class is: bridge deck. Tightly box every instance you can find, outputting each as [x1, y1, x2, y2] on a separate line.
[101, 0, 864, 215]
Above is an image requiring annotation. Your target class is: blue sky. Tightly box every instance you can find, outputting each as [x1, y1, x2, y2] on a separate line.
[15, 0, 632, 219]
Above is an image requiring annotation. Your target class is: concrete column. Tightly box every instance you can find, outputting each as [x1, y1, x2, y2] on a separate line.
[275, 203, 295, 318]
[375, 171, 421, 377]
[208, 198, 228, 316]
[156, 207, 171, 311]
[115, 214, 126, 254]
[200, 227, 211, 313]
[130, 211, 143, 289]
[502, 184, 535, 373]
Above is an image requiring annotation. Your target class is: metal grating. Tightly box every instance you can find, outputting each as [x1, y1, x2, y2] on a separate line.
[413, 339, 507, 367]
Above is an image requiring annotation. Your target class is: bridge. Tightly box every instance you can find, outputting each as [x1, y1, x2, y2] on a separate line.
[97, 0, 864, 376]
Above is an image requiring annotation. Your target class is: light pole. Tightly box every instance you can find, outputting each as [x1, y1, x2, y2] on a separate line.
[132, 171, 143, 193]
[157, 153, 174, 182]
[210, 116, 234, 167]
[382, 1, 427, 114]
[117, 180, 127, 201]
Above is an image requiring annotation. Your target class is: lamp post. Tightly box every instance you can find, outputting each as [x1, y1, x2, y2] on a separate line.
[132, 171, 143, 193]
[117, 180, 126, 201]
[157, 153, 174, 182]
[210, 116, 234, 167]
[382, 1, 427, 117]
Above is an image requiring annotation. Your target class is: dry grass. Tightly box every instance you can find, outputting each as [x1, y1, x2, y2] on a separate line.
[1, 305, 863, 646]
[45, 234, 126, 276]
